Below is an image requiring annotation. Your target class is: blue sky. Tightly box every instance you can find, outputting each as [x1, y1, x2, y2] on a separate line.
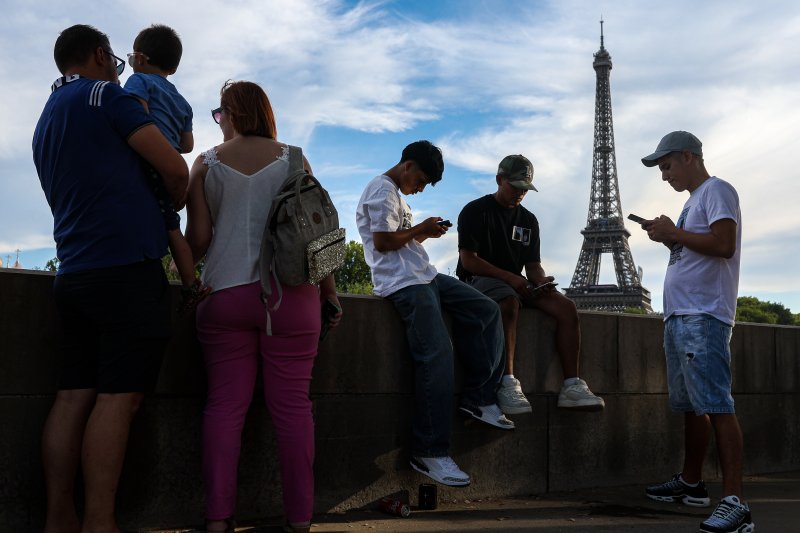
[2, 0, 799, 313]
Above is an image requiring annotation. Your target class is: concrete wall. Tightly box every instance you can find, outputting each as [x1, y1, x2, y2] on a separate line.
[1, 269, 798, 531]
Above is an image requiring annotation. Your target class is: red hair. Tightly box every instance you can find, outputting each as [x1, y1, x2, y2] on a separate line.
[219, 80, 277, 138]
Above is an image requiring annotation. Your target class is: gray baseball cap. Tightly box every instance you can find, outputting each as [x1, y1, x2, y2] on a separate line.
[641, 131, 703, 167]
[497, 154, 538, 191]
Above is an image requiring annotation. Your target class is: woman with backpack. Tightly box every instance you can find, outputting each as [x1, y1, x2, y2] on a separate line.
[185, 80, 341, 533]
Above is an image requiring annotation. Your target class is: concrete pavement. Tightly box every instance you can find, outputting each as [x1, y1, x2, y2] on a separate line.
[143, 471, 798, 533]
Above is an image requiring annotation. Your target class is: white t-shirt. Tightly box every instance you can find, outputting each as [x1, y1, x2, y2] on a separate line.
[356, 175, 437, 297]
[663, 176, 741, 325]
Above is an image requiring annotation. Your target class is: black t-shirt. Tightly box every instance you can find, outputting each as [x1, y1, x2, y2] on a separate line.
[456, 194, 540, 281]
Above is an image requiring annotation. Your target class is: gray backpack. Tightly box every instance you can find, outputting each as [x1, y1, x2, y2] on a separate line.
[259, 146, 345, 304]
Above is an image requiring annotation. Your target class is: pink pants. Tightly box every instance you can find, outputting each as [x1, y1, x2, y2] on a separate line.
[196, 281, 320, 523]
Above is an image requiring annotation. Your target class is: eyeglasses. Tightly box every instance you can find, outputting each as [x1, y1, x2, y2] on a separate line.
[104, 49, 125, 76]
[211, 107, 224, 124]
[126, 52, 149, 68]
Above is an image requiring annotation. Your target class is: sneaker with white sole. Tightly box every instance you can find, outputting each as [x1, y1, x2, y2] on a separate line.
[700, 495, 755, 533]
[557, 378, 605, 411]
[410, 455, 471, 487]
[497, 377, 532, 414]
[459, 403, 515, 430]
[645, 473, 711, 507]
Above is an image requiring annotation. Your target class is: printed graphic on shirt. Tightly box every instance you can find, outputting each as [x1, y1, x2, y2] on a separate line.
[401, 207, 413, 230]
[668, 206, 689, 266]
[511, 225, 532, 246]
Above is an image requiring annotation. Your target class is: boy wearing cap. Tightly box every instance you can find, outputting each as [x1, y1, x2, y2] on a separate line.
[639, 131, 753, 533]
[456, 155, 604, 415]
[356, 140, 512, 488]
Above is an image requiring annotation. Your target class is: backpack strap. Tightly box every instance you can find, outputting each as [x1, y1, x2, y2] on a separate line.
[259, 145, 304, 334]
[288, 145, 304, 174]
[260, 144, 302, 297]
[286, 146, 335, 219]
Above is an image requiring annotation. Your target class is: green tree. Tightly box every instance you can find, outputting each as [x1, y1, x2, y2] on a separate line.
[161, 253, 205, 283]
[335, 241, 373, 295]
[161, 254, 181, 282]
[622, 306, 648, 315]
[736, 296, 799, 325]
[45, 257, 60, 272]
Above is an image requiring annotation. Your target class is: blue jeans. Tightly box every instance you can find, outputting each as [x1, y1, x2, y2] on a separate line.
[387, 274, 505, 457]
[664, 314, 735, 415]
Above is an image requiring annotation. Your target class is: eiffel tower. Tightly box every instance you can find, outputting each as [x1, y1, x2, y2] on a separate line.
[564, 20, 652, 312]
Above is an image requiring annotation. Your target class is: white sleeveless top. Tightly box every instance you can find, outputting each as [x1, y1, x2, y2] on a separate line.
[200, 145, 290, 293]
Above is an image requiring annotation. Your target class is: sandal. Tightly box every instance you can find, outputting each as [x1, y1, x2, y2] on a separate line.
[179, 279, 212, 315]
[204, 516, 235, 532]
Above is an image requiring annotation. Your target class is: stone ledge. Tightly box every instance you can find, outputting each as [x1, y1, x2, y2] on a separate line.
[1, 269, 798, 531]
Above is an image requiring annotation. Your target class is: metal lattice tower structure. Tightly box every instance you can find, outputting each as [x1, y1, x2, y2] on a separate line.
[564, 20, 652, 312]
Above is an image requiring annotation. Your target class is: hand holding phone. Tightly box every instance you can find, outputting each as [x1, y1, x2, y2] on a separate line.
[437, 219, 452, 227]
[532, 281, 558, 292]
[320, 298, 342, 341]
[627, 214, 646, 224]
[524, 280, 558, 297]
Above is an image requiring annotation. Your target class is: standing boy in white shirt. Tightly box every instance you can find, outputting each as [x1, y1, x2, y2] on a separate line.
[639, 131, 753, 533]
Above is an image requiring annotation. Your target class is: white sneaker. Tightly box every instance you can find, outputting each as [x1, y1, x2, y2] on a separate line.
[459, 403, 515, 430]
[410, 455, 471, 486]
[497, 377, 532, 414]
[557, 378, 605, 411]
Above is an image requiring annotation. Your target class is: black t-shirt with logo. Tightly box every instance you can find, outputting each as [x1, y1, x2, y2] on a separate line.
[456, 194, 540, 281]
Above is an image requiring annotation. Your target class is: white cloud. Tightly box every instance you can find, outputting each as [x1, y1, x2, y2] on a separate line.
[2, 0, 799, 312]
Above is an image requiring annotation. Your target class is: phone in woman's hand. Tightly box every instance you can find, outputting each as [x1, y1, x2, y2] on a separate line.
[320, 298, 342, 341]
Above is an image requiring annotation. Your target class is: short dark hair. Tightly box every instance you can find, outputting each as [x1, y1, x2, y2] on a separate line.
[133, 24, 183, 71]
[220, 80, 277, 139]
[400, 140, 444, 185]
[54, 24, 110, 75]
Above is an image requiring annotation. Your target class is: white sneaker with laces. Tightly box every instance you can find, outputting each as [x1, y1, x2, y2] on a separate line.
[410, 455, 471, 486]
[459, 403, 515, 429]
[557, 378, 605, 411]
[497, 377, 532, 414]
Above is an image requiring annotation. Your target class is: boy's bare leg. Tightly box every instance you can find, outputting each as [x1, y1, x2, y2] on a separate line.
[168, 228, 198, 288]
[498, 296, 520, 375]
[528, 290, 580, 378]
[42, 389, 97, 533]
[81, 392, 144, 533]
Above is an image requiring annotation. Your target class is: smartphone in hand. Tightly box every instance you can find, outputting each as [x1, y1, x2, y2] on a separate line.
[627, 214, 646, 224]
[320, 298, 342, 341]
[437, 219, 452, 227]
[533, 281, 558, 292]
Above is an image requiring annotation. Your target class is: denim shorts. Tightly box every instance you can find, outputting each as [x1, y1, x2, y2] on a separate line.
[664, 314, 735, 415]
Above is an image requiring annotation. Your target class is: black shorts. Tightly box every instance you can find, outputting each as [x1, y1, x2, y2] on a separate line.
[53, 259, 171, 393]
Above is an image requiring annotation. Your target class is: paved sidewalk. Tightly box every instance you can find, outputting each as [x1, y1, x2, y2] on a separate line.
[145, 471, 798, 533]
